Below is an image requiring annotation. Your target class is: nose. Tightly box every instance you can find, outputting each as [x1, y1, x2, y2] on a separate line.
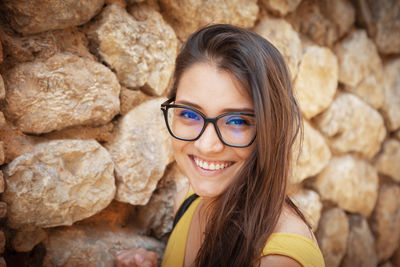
[194, 122, 224, 154]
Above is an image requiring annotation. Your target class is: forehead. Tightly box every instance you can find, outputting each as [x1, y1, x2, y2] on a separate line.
[175, 63, 253, 116]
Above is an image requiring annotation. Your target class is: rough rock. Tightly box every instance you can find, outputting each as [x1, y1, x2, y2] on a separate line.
[85, 4, 177, 96]
[334, 30, 384, 109]
[1, 27, 95, 68]
[133, 164, 189, 240]
[287, 0, 355, 46]
[393, 247, 400, 267]
[381, 59, 400, 131]
[380, 262, 394, 267]
[3, 139, 116, 230]
[0, 39, 3, 63]
[0, 74, 4, 100]
[375, 139, 400, 182]
[106, 98, 174, 205]
[0, 0, 105, 35]
[0, 112, 5, 128]
[0, 231, 4, 254]
[76, 200, 135, 228]
[290, 189, 322, 231]
[12, 229, 47, 252]
[0, 202, 6, 218]
[159, 0, 258, 40]
[0, 141, 4, 165]
[354, 0, 400, 54]
[120, 87, 152, 115]
[0, 172, 4, 194]
[313, 155, 378, 217]
[260, 0, 302, 16]
[0, 124, 38, 164]
[43, 225, 165, 266]
[341, 215, 378, 267]
[370, 184, 400, 262]
[0, 257, 4, 267]
[253, 16, 302, 78]
[316, 208, 349, 267]
[291, 120, 331, 184]
[294, 45, 338, 119]
[314, 92, 386, 159]
[4, 53, 120, 134]
[42, 123, 115, 143]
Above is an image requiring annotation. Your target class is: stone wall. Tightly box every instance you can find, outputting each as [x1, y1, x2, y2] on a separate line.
[0, 0, 399, 266]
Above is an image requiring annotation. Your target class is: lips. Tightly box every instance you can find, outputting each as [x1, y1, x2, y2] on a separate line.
[191, 155, 234, 171]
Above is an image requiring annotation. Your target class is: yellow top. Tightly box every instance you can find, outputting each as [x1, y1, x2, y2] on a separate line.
[162, 189, 325, 267]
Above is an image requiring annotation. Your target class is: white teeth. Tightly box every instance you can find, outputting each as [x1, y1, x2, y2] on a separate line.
[193, 157, 231, 171]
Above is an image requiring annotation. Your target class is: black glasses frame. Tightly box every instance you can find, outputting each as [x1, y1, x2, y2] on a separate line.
[160, 98, 257, 148]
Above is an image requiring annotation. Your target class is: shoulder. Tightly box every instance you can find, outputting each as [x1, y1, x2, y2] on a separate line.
[259, 205, 320, 267]
[272, 204, 317, 243]
[173, 182, 190, 215]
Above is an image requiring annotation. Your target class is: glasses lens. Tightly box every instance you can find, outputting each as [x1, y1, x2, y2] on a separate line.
[217, 114, 256, 146]
[167, 107, 204, 140]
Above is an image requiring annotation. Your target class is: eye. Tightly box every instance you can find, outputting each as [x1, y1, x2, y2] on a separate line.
[179, 109, 201, 121]
[225, 116, 250, 126]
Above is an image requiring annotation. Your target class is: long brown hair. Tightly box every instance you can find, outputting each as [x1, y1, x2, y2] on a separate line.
[169, 24, 305, 267]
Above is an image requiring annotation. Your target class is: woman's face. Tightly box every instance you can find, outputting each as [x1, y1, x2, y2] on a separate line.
[172, 62, 255, 198]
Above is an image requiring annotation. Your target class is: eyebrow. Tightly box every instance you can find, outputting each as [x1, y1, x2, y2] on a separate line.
[175, 100, 255, 114]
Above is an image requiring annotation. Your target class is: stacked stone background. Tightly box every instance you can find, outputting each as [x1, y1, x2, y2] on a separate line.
[0, 0, 398, 266]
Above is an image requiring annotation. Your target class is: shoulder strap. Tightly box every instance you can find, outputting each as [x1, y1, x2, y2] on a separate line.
[172, 193, 199, 231]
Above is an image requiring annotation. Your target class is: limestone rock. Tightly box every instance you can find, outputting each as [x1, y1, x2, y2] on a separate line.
[76, 200, 135, 228]
[1, 27, 95, 67]
[0, 257, 4, 267]
[313, 155, 378, 217]
[0, 39, 3, 63]
[381, 59, 400, 131]
[159, 0, 258, 40]
[314, 92, 386, 159]
[4, 53, 120, 134]
[370, 184, 400, 262]
[354, 0, 400, 54]
[43, 225, 165, 267]
[341, 215, 378, 267]
[3, 139, 116, 230]
[0, 202, 6, 218]
[85, 4, 177, 96]
[375, 139, 400, 182]
[0, 231, 4, 254]
[294, 45, 338, 119]
[287, 0, 355, 46]
[12, 229, 47, 252]
[133, 164, 189, 240]
[253, 16, 302, 78]
[106, 98, 174, 205]
[290, 189, 322, 231]
[316, 208, 349, 267]
[0, 172, 4, 194]
[291, 120, 331, 184]
[0, 74, 4, 100]
[120, 87, 152, 115]
[260, 0, 302, 16]
[0, 124, 38, 164]
[0, 0, 105, 35]
[393, 247, 400, 267]
[0, 112, 5, 128]
[0, 141, 4, 165]
[381, 262, 394, 267]
[334, 30, 384, 109]
[42, 123, 115, 143]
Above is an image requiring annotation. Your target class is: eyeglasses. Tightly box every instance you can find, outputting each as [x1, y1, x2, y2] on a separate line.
[161, 98, 257, 148]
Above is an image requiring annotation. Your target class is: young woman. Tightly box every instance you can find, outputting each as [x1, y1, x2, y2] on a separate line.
[115, 24, 325, 267]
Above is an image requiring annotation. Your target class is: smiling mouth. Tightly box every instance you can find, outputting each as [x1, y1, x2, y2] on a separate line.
[190, 155, 234, 171]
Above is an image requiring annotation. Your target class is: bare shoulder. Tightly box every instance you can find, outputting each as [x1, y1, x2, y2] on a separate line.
[273, 204, 317, 243]
[173, 182, 190, 215]
[259, 205, 318, 267]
